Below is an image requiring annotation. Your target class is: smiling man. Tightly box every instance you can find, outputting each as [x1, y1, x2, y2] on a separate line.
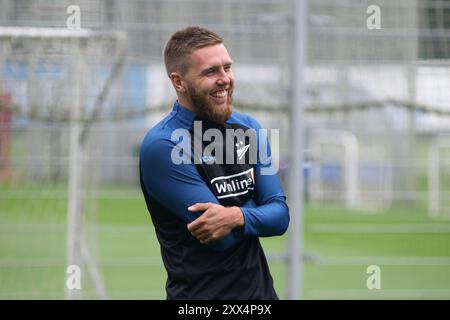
[139, 26, 289, 300]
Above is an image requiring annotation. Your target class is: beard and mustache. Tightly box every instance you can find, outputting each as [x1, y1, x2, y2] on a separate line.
[185, 82, 233, 124]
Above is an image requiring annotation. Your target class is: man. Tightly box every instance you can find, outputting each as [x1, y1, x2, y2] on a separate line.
[139, 26, 289, 300]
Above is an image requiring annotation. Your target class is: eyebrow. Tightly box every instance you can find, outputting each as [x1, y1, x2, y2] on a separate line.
[200, 62, 233, 76]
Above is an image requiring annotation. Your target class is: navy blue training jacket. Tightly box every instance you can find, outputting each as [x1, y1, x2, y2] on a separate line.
[139, 101, 289, 299]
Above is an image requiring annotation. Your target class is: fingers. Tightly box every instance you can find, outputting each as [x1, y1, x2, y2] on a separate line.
[186, 203, 226, 243]
[190, 223, 223, 244]
[195, 231, 215, 244]
[188, 202, 212, 212]
[189, 223, 204, 236]
[187, 203, 213, 232]
[187, 217, 204, 232]
[196, 232, 209, 244]
[187, 222, 208, 241]
[188, 216, 214, 242]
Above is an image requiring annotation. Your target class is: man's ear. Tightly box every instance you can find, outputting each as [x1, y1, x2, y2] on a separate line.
[170, 72, 186, 93]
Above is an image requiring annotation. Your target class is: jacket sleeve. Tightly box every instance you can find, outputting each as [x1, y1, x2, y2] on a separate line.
[240, 118, 290, 237]
[140, 137, 244, 251]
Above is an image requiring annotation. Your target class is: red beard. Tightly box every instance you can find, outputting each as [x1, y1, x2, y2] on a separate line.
[186, 83, 233, 124]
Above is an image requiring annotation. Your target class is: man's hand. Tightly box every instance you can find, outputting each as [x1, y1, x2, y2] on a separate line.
[187, 203, 244, 244]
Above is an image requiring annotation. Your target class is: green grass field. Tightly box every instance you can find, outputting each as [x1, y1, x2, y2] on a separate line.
[1, 185, 450, 299]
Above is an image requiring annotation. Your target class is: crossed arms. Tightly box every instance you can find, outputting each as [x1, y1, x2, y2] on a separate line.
[140, 134, 289, 251]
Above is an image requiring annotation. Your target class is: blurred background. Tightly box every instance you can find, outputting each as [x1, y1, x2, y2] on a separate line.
[0, 0, 450, 299]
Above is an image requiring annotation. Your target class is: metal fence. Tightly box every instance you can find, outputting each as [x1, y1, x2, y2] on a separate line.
[1, 0, 450, 299]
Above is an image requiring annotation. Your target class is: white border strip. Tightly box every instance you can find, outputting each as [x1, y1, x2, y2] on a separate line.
[309, 289, 450, 299]
[309, 223, 450, 233]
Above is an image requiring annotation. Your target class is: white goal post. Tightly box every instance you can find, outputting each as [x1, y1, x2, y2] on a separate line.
[428, 137, 450, 219]
[309, 129, 360, 210]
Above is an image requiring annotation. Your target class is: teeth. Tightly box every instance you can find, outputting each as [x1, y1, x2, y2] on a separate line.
[212, 90, 227, 98]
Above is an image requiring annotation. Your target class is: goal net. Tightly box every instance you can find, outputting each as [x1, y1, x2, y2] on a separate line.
[0, 26, 125, 299]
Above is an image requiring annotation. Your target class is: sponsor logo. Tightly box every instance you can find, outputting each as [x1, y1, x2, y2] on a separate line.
[236, 141, 250, 160]
[201, 155, 216, 164]
[210, 168, 254, 199]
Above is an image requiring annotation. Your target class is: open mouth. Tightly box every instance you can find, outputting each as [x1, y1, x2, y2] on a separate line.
[210, 88, 232, 106]
[210, 89, 228, 99]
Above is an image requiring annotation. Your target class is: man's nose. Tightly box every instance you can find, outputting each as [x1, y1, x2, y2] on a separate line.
[217, 68, 231, 86]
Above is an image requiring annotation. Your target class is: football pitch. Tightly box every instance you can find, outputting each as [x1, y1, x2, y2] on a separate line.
[1, 186, 450, 299]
